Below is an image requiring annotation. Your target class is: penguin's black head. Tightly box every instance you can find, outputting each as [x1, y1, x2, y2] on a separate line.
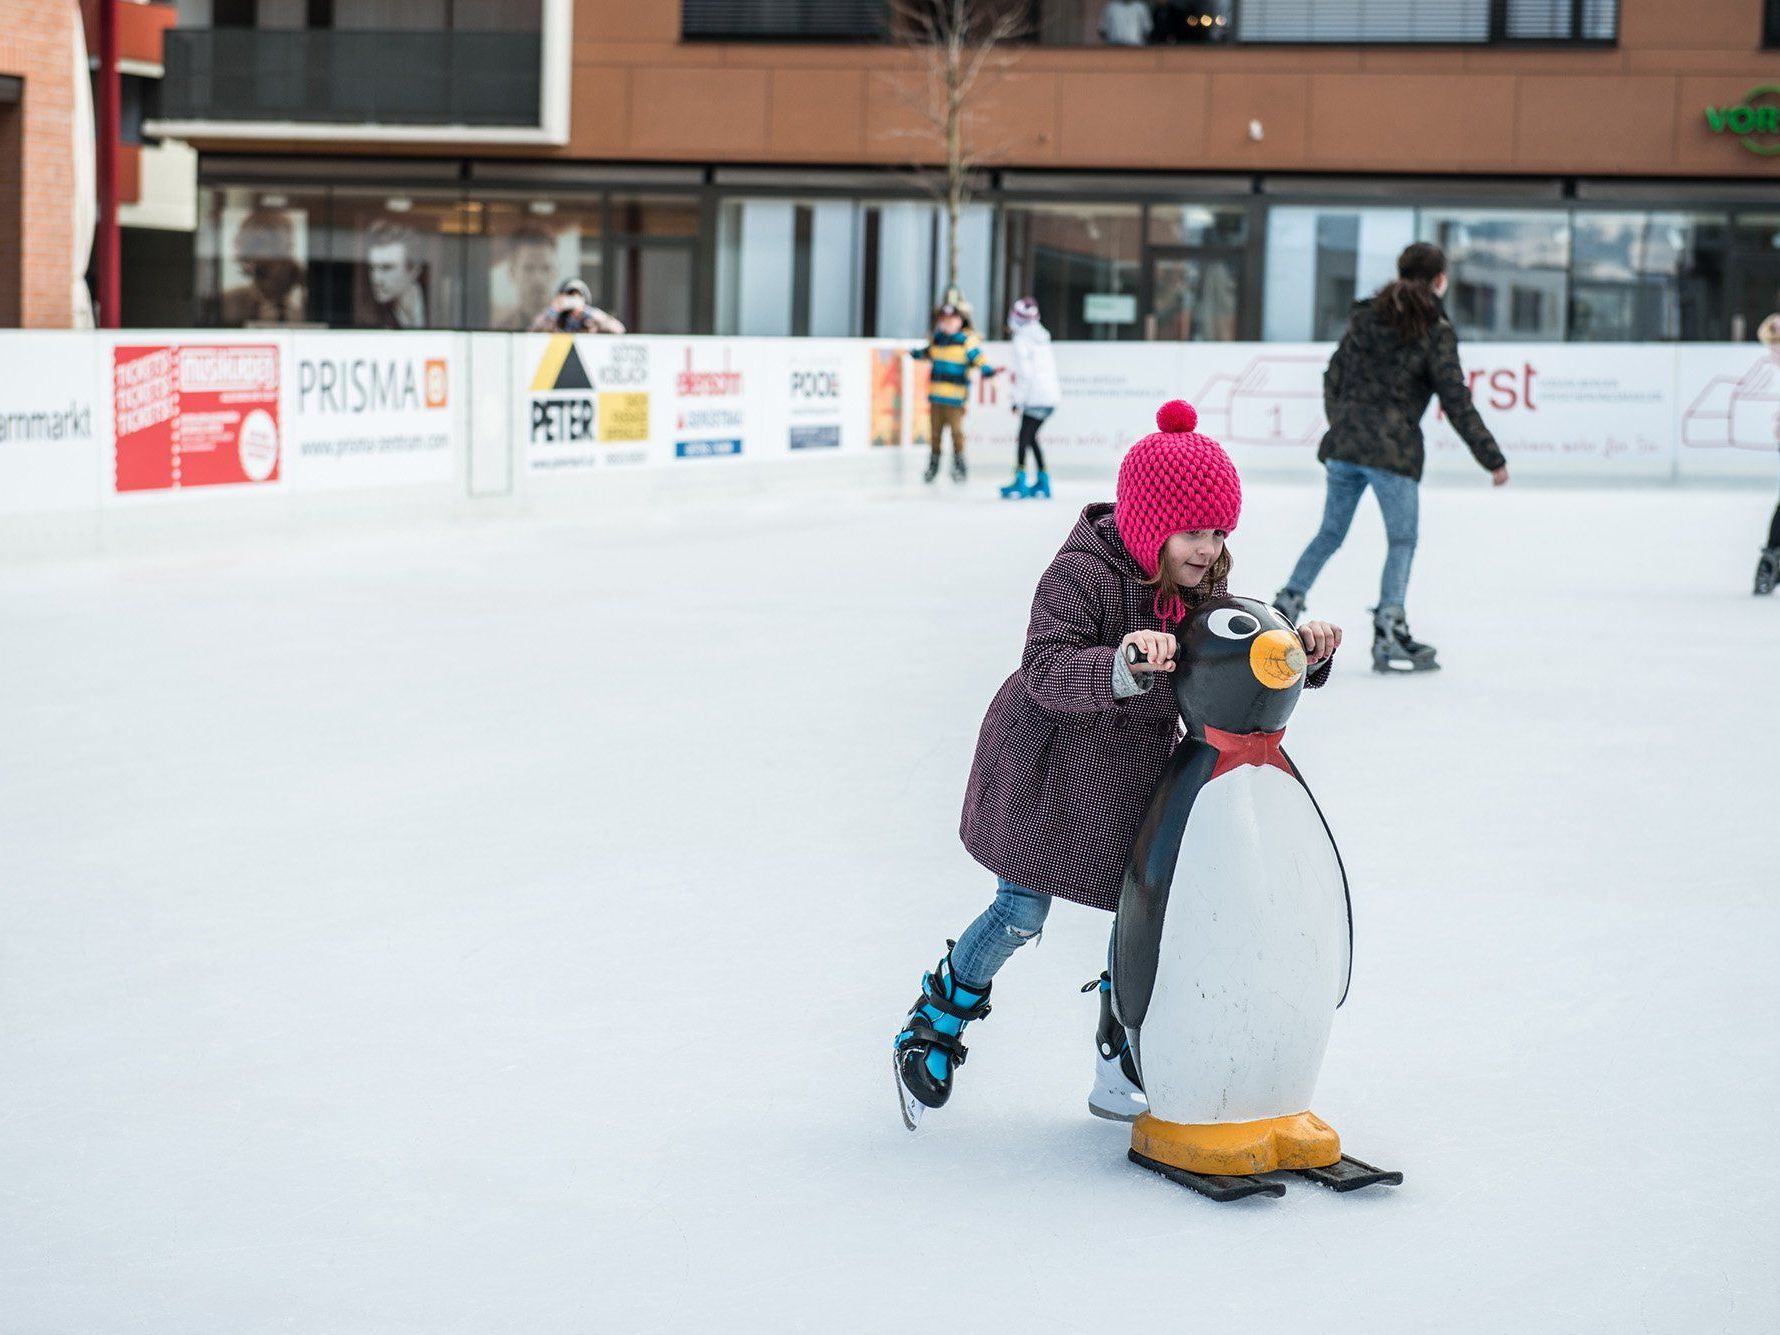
[1172, 596, 1308, 737]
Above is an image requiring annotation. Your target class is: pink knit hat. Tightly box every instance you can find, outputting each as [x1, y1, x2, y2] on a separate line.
[1115, 400, 1242, 619]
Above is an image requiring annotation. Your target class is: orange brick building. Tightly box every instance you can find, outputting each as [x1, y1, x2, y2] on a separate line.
[0, 1, 81, 327]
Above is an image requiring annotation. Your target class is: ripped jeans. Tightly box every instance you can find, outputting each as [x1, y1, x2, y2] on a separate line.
[950, 877, 1111, 991]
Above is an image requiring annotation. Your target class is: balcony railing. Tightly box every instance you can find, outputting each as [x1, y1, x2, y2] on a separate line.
[161, 29, 542, 126]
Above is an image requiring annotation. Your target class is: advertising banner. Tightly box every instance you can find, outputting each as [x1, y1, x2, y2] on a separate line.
[1675, 344, 1780, 480]
[771, 339, 871, 457]
[0, 333, 102, 513]
[668, 338, 776, 464]
[1422, 344, 1675, 481]
[286, 332, 457, 489]
[113, 340, 282, 493]
[520, 333, 659, 473]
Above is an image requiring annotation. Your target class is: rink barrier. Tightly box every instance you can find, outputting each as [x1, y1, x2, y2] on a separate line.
[2, 330, 1775, 556]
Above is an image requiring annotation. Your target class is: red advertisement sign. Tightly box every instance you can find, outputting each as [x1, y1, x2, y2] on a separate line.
[113, 343, 282, 492]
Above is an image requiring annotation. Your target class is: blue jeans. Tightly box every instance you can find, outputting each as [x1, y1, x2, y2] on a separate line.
[1284, 458, 1420, 610]
[951, 878, 1110, 990]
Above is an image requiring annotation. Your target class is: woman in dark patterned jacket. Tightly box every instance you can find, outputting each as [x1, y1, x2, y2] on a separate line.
[893, 401, 1342, 1128]
[1273, 242, 1509, 673]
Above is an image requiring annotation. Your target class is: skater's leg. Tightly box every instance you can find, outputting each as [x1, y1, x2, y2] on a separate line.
[895, 880, 1048, 1103]
[928, 404, 946, 464]
[1283, 460, 1368, 597]
[947, 405, 967, 458]
[1015, 413, 1038, 473]
[1367, 467, 1420, 611]
[1768, 495, 1780, 550]
[951, 879, 1052, 987]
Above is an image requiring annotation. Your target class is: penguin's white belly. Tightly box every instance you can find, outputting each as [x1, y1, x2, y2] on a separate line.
[1138, 764, 1350, 1125]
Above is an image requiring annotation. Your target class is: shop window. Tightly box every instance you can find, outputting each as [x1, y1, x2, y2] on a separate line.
[717, 199, 863, 337]
[1767, 0, 1780, 47]
[1420, 209, 1569, 341]
[609, 195, 701, 336]
[323, 190, 467, 329]
[1262, 205, 1414, 341]
[195, 184, 326, 326]
[470, 195, 603, 331]
[1569, 212, 1726, 342]
[1001, 203, 1141, 341]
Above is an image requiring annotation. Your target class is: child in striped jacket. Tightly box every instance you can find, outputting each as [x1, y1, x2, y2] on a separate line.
[910, 303, 998, 484]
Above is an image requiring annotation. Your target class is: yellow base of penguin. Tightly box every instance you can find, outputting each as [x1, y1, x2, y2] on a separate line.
[1131, 1110, 1340, 1176]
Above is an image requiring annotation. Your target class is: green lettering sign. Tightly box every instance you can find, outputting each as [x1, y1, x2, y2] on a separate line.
[1705, 85, 1780, 156]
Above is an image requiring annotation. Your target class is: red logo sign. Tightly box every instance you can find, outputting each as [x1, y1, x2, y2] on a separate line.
[113, 343, 281, 492]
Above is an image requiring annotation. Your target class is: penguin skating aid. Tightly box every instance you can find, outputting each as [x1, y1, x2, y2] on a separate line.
[1114, 597, 1401, 1201]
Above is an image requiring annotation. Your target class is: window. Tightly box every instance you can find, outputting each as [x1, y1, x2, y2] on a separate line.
[196, 184, 326, 326]
[1236, 0, 1616, 43]
[682, 0, 887, 40]
[1419, 209, 1569, 340]
[716, 199, 867, 336]
[1000, 203, 1141, 340]
[1569, 212, 1726, 342]
[469, 195, 603, 331]
[1498, 0, 1616, 41]
[1767, 0, 1780, 47]
[1262, 206, 1414, 340]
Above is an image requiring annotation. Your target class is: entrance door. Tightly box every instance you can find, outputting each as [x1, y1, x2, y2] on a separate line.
[1145, 247, 1245, 341]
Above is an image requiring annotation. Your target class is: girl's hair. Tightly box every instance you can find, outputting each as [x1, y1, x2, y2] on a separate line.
[1144, 543, 1233, 625]
[1373, 241, 1446, 342]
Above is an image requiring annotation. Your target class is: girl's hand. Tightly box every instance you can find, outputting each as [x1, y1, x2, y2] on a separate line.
[1298, 620, 1341, 666]
[1121, 630, 1178, 673]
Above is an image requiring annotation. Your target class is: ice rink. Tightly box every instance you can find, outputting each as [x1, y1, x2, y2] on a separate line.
[3, 472, 1777, 1333]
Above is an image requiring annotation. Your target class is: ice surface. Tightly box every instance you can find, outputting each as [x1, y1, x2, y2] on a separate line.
[3, 474, 1778, 1333]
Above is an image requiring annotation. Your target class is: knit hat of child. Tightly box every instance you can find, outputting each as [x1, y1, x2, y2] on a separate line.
[1114, 399, 1242, 587]
[1008, 296, 1039, 327]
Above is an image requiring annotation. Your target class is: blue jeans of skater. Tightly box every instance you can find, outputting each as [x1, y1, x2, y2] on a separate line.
[951, 877, 1111, 990]
[1285, 458, 1420, 610]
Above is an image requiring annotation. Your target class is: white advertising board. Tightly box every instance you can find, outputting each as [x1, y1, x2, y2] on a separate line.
[518, 333, 664, 474]
[0, 333, 102, 513]
[286, 333, 458, 490]
[1675, 345, 1780, 481]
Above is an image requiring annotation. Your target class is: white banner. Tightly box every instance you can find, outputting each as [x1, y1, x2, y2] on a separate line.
[286, 332, 457, 490]
[0, 333, 102, 513]
[1675, 345, 1780, 481]
[518, 333, 663, 474]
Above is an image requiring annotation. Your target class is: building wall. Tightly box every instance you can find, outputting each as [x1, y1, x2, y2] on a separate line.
[547, 0, 1780, 178]
[0, 1, 79, 327]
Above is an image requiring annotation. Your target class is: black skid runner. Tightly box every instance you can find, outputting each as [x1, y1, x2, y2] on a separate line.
[1129, 1149, 1402, 1202]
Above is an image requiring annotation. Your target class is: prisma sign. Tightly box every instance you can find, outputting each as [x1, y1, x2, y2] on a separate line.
[1704, 86, 1780, 156]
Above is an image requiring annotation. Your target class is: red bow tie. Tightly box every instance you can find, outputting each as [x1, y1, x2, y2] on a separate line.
[1204, 726, 1292, 781]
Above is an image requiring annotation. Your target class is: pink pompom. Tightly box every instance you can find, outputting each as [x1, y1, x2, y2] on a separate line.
[1155, 400, 1198, 434]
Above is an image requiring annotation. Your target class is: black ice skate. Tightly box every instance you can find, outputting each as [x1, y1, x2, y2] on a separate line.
[922, 454, 941, 484]
[1271, 588, 1306, 626]
[951, 456, 968, 483]
[1371, 604, 1439, 673]
[1082, 972, 1145, 1123]
[893, 945, 991, 1130]
[1755, 547, 1779, 596]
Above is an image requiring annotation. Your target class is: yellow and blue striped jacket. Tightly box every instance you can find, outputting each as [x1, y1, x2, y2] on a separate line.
[911, 329, 996, 407]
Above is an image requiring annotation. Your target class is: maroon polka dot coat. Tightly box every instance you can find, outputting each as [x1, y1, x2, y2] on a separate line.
[959, 503, 1330, 912]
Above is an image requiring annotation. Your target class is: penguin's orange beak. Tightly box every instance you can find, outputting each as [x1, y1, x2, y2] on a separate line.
[1250, 629, 1306, 689]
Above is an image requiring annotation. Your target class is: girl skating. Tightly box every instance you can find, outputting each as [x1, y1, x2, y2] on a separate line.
[893, 400, 1341, 1128]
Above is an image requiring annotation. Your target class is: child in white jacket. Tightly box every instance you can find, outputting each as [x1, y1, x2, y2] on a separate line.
[1003, 297, 1061, 500]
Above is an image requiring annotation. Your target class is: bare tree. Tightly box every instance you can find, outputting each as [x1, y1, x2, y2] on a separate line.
[889, 0, 1030, 313]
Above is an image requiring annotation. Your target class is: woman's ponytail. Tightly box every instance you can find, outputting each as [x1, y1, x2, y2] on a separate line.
[1373, 241, 1446, 343]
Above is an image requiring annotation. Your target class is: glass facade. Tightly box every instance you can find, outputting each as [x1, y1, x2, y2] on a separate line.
[194, 171, 1763, 344]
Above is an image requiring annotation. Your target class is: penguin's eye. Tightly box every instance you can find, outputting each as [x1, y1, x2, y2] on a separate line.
[1207, 609, 1261, 640]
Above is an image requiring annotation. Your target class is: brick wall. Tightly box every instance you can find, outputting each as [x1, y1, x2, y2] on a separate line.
[0, 1, 79, 328]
